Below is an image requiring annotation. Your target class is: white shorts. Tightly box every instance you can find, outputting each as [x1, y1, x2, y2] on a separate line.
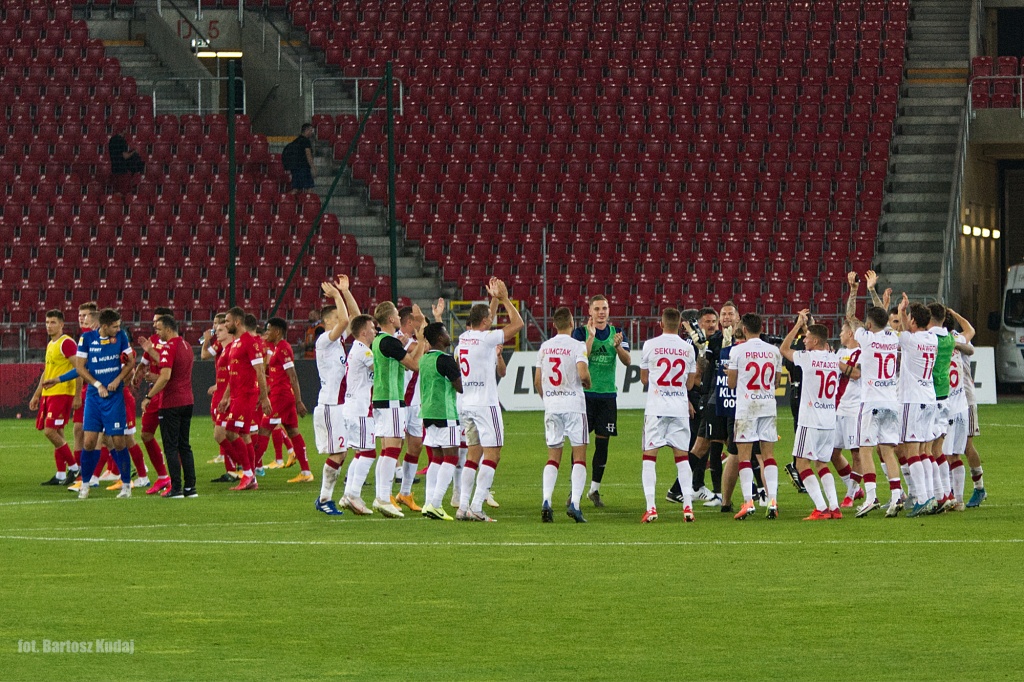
[942, 410, 969, 456]
[733, 415, 777, 444]
[833, 413, 860, 450]
[405, 404, 424, 439]
[859, 403, 900, 447]
[642, 414, 691, 451]
[794, 425, 835, 463]
[313, 404, 346, 454]
[968, 403, 980, 437]
[900, 403, 937, 443]
[373, 405, 407, 440]
[344, 414, 376, 451]
[462, 405, 504, 448]
[424, 421, 461, 449]
[545, 411, 589, 448]
[931, 400, 950, 440]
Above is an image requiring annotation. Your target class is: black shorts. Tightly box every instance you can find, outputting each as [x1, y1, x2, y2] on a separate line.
[697, 401, 729, 442]
[585, 395, 618, 438]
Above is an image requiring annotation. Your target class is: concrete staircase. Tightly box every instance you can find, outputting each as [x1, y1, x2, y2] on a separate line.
[874, 0, 970, 297]
[97, 40, 199, 115]
[258, 10, 445, 312]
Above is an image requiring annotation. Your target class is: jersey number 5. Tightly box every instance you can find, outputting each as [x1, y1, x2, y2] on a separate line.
[458, 348, 470, 377]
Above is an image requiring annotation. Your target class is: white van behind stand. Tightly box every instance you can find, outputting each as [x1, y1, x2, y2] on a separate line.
[992, 263, 1024, 387]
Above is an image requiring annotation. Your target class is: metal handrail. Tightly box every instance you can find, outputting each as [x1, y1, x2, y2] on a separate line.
[151, 77, 247, 115]
[967, 75, 1024, 120]
[938, 94, 968, 308]
[310, 76, 404, 118]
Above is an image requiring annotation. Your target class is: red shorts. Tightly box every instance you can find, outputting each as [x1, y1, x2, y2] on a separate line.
[222, 395, 258, 435]
[123, 388, 137, 433]
[267, 395, 299, 430]
[141, 401, 161, 434]
[73, 388, 86, 424]
[37, 394, 74, 431]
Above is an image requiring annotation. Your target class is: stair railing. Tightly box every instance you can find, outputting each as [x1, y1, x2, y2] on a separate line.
[310, 77, 404, 118]
[938, 94, 969, 307]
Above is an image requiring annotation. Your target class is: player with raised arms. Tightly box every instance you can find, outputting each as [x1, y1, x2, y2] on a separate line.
[780, 311, 843, 520]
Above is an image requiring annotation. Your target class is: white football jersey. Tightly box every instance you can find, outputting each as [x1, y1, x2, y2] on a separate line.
[538, 334, 589, 414]
[946, 332, 969, 414]
[793, 349, 840, 429]
[960, 339, 977, 406]
[457, 328, 505, 408]
[640, 333, 696, 417]
[836, 346, 863, 416]
[315, 331, 349, 406]
[898, 330, 938, 404]
[854, 327, 900, 406]
[342, 339, 374, 418]
[728, 338, 781, 418]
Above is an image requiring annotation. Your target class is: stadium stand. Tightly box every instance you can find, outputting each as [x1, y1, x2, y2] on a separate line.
[0, 0, 389, 347]
[290, 0, 906, 329]
[970, 55, 1022, 109]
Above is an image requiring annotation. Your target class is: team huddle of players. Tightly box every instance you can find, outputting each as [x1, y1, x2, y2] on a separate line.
[32, 271, 988, 522]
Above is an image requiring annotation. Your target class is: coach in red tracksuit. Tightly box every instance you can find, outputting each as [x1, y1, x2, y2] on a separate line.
[143, 315, 196, 498]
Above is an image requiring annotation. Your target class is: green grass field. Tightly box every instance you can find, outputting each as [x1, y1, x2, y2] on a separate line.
[0, 406, 1022, 681]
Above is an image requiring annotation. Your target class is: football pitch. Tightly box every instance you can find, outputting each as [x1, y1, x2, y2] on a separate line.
[0, 406, 1021, 681]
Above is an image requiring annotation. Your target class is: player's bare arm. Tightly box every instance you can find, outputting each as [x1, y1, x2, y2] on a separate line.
[578, 361, 591, 390]
[533, 366, 543, 397]
[107, 352, 134, 393]
[201, 328, 216, 360]
[431, 297, 446, 322]
[948, 308, 976, 344]
[492, 278, 525, 343]
[496, 345, 507, 378]
[584, 316, 597, 356]
[780, 310, 808, 363]
[846, 271, 863, 328]
[73, 355, 109, 399]
[142, 367, 173, 412]
[864, 270, 885, 308]
[255, 363, 272, 416]
[286, 365, 307, 417]
[335, 274, 360, 319]
[613, 330, 630, 366]
[898, 292, 911, 331]
[322, 281, 350, 341]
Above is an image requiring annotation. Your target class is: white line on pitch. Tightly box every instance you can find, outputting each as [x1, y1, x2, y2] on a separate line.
[0, 535, 1021, 549]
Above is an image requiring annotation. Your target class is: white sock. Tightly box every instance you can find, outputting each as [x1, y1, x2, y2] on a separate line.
[641, 459, 656, 509]
[319, 461, 340, 502]
[880, 461, 889, 478]
[424, 462, 439, 505]
[889, 480, 904, 503]
[938, 459, 951, 499]
[400, 460, 417, 495]
[459, 466, 475, 509]
[675, 459, 693, 507]
[803, 473, 827, 511]
[347, 454, 374, 498]
[542, 463, 558, 506]
[570, 463, 586, 507]
[470, 462, 496, 513]
[908, 458, 926, 499]
[375, 455, 397, 502]
[764, 461, 779, 500]
[819, 469, 839, 510]
[739, 465, 754, 502]
[864, 479, 877, 505]
[431, 462, 457, 508]
[589, 480, 601, 494]
[841, 472, 854, 497]
[952, 464, 966, 502]
[970, 466, 984, 489]
[930, 458, 942, 498]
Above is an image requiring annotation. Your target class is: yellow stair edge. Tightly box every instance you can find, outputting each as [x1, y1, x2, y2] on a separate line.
[266, 135, 293, 143]
[907, 68, 968, 74]
[102, 39, 145, 46]
[906, 78, 967, 84]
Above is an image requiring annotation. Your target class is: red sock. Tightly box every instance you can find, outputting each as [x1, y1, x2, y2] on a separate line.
[229, 438, 251, 472]
[95, 448, 113, 477]
[144, 438, 168, 478]
[253, 434, 270, 468]
[403, 451, 419, 466]
[220, 442, 234, 472]
[272, 428, 287, 460]
[54, 444, 73, 473]
[292, 434, 310, 471]
[73, 449, 82, 467]
[245, 440, 257, 471]
[128, 444, 148, 478]
[282, 432, 293, 451]
[382, 447, 401, 461]
[836, 463, 852, 477]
